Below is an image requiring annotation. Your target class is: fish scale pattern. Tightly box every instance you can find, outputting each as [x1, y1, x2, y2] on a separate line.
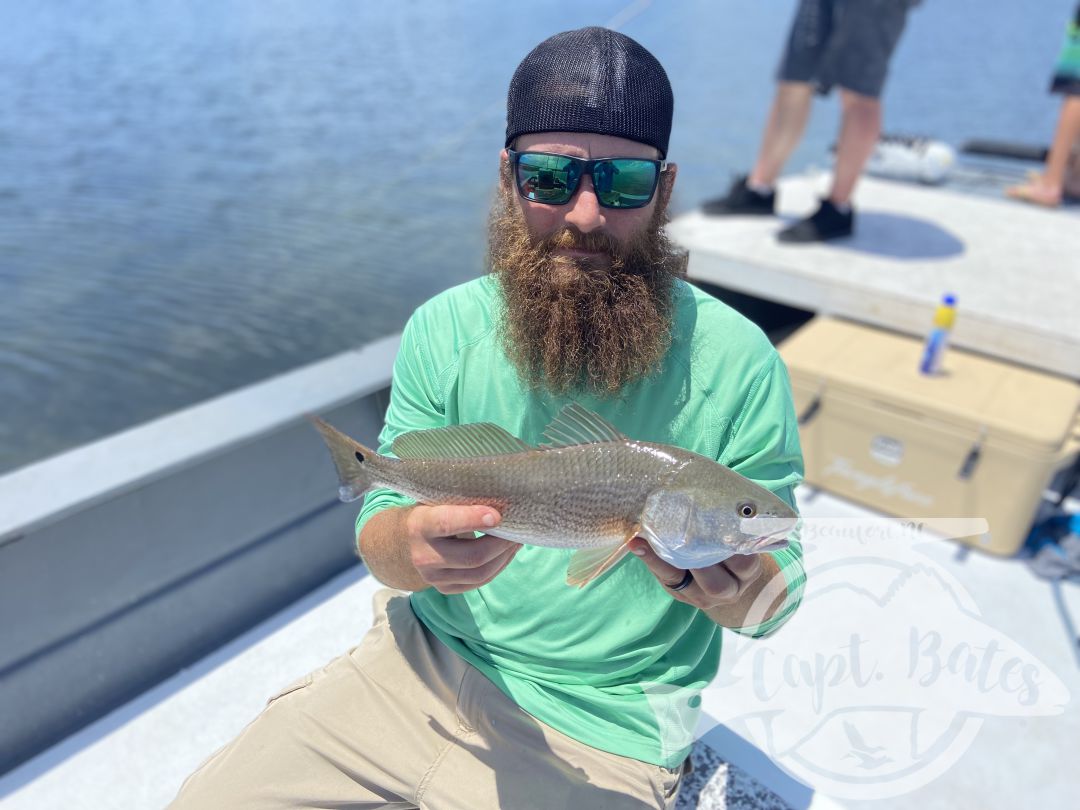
[367, 442, 679, 548]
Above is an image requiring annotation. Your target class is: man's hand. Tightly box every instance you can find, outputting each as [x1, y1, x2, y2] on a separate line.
[627, 538, 787, 629]
[404, 504, 519, 594]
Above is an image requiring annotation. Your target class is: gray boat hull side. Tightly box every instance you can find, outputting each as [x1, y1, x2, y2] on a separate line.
[0, 337, 398, 775]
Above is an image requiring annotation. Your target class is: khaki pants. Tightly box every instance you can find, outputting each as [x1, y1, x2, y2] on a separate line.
[170, 589, 685, 809]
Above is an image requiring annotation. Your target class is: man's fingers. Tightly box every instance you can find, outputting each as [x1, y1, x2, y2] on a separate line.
[478, 542, 521, 581]
[408, 505, 510, 575]
[723, 553, 763, 582]
[628, 538, 755, 605]
[627, 538, 686, 587]
[689, 564, 740, 602]
[429, 545, 521, 592]
[428, 532, 518, 569]
[411, 504, 501, 540]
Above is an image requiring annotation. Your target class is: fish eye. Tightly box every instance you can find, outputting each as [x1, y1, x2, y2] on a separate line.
[738, 502, 757, 519]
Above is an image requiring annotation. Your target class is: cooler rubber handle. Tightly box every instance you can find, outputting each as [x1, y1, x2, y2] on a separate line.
[798, 383, 825, 426]
[957, 427, 987, 481]
[1054, 410, 1080, 470]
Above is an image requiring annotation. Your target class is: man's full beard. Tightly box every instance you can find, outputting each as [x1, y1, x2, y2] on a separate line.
[487, 172, 687, 398]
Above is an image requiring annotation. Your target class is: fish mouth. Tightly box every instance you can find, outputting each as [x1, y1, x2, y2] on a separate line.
[743, 516, 803, 557]
[742, 516, 798, 553]
[751, 535, 790, 552]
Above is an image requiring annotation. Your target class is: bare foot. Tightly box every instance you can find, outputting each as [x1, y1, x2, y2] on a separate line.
[1006, 176, 1063, 208]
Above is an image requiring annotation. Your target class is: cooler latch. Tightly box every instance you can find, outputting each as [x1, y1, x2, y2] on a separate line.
[957, 426, 988, 480]
[798, 383, 825, 426]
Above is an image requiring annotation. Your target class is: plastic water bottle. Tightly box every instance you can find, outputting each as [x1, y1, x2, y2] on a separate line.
[919, 293, 957, 375]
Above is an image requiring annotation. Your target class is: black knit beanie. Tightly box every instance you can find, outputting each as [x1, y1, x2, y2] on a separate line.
[505, 27, 674, 158]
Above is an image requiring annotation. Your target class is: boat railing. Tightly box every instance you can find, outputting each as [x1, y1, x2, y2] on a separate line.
[0, 333, 400, 774]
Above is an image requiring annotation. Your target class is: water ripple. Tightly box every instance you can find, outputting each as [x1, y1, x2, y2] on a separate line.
[0, 0, 1072, 473]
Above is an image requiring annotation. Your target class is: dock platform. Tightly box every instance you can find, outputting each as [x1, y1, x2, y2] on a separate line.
[668, 171, 1080, 379]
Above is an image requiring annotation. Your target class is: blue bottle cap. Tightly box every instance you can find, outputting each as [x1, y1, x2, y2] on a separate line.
[943, 293, 957, 306]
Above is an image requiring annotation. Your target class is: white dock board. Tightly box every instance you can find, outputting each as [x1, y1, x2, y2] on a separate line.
[669, 172, 1080, 379]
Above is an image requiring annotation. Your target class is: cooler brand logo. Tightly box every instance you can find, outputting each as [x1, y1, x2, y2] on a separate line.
[823, 455, 933, 506]
[869, 435, 904, 467]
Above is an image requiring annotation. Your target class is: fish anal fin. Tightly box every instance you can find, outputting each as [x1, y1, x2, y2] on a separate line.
[392, 423, 531, 459]
[566, 524, 641, 588]
[541, 403, 629, 449]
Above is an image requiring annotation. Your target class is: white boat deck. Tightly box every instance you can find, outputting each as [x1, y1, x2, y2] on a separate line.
[669, 171, 1080, 379]
[3, 487, 1077, 810]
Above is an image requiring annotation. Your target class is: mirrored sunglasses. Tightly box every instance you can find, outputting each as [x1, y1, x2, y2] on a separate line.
[507, 149, 667, 210]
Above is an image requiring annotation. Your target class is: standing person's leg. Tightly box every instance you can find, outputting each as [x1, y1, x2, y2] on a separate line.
[1008, 97, 1080, 206]
[703, 0, 829, 215]
[1008, 6, 1080, 207]
[824, 0, 911, 203]
[778, 0, 913, 242]
[1047, 96, 1080, 192]
[748, 82, 816, 189]
[829, 89, 883, 206]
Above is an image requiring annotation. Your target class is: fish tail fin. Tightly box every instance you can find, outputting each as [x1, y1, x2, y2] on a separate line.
[309, 416, 378, 502]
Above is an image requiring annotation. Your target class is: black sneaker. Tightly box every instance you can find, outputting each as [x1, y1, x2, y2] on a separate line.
[702, 175, 776, 216]
[777, 200, 854, 243]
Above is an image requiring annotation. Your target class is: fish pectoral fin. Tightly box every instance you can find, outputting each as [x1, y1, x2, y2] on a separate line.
[565, 525, 640, 588]
[540, 403, 629, 448]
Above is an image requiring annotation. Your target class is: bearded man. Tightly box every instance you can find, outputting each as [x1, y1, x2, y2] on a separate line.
[171, 28, 805, 810]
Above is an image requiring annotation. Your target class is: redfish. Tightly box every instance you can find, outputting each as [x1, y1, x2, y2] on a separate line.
[313, 403, 797, 587]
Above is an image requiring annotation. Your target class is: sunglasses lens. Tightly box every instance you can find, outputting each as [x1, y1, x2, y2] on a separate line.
[512, 153, 661, 209]
[514, 153, 579, 204]
[595, 160, 660, 209]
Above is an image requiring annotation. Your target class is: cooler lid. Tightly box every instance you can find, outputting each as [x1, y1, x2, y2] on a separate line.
[780, 317, 1080, 450]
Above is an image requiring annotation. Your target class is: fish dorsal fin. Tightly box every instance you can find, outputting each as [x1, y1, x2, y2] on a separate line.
[392, 423, 531, 459]
[541, 403, 628, 449]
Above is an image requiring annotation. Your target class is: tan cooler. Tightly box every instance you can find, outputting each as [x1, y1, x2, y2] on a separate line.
[778, 317, 1080, 555]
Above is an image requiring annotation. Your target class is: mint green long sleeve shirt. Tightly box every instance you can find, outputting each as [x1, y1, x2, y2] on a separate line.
[355, 276, 805, 768]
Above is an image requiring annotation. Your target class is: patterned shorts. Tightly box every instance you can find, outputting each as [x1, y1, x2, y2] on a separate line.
[777, 0, 917, 99]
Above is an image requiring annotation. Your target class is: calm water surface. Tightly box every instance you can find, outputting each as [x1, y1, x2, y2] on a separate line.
[0, 0, 1075, 474]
